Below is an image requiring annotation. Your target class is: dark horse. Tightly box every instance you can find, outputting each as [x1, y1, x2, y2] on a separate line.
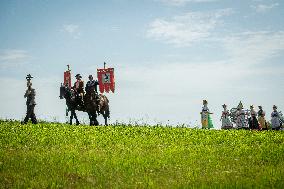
[60, 85, 110, 126]
[59, 85, 82, 125]
[84, 91, 110, 126]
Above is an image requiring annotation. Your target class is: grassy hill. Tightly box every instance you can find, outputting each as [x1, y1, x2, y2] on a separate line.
[0, 120, 284, 188]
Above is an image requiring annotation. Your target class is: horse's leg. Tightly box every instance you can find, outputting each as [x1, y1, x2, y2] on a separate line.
[70, 110, 74, 125]
[106, 108, 110, 118]
[93, 112, 99, 126]
[89, 111, 96, 126]
[102, 111, 108, 126]
[73, 111, 80, 125]
[104, 115, 108, 126]
[104, 104, 110, 118]
[88, 112, 91, 126]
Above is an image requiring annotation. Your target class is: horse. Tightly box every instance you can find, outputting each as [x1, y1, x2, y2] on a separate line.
[84, 92, 99, 126]
[59, 85, 83, 125]
[60, 85, 110, 126]
[84, 92, 110, 126]
[97, 94, 110, 125]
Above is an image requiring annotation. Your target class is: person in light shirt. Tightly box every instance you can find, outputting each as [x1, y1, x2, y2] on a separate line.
[271, 105, 281, 130]
[236, 101, 248, 129]
[220, 104, 233, 129]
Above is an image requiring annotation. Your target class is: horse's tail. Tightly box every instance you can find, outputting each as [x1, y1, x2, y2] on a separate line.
[104, 95, 109, 104]
[101, 94, 110, 118]
[106, 105, 110, 118]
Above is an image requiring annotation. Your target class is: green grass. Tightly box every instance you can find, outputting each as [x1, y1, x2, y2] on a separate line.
[0, 120, 284, 188]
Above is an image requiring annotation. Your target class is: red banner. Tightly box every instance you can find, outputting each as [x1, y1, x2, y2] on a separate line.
[97, 68, 115, 93]
[64, 71, 71, 88]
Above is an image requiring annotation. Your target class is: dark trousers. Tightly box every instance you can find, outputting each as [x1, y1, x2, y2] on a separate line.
[23, 105, 37, 124]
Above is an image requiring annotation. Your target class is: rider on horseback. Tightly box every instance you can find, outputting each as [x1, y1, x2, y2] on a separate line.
[85, 75, 99, 94]
[72, 74, 85, 108]
[85, 74, 100, 111]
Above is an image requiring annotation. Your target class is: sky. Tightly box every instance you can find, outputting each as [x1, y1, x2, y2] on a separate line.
[0, 0, 284, 128]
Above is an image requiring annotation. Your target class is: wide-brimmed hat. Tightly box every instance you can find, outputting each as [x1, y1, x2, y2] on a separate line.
[75, 74, 82, 78]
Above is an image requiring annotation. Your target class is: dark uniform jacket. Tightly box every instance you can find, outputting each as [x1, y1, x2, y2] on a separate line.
[24, 88, 36, 106]
[85, 80, 99, 94]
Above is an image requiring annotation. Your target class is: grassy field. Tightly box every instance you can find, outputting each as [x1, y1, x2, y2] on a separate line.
[0, 120, 284, 188]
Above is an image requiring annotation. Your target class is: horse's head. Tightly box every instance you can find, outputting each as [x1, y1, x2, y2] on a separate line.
[59, 85, 73, 100]
[59, 85, 66, 99]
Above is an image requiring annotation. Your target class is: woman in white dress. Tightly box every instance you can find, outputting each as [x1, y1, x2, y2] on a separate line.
[271, 105, 281, 130]
[220, 104, 233, 129]
[236, 101, 248, 129]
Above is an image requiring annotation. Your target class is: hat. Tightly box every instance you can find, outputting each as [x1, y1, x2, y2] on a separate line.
[88, 75, 93, 78]
[273, 105, 277, 109]
[258, 105, 262, 109]
[222, 104, 227, 108]
[26, 74, 33, 80]
[250, 105, 254, 109]
[75, 74, 82, 78]
[203, 100, 208, 105]
[237, 101, 243, 109]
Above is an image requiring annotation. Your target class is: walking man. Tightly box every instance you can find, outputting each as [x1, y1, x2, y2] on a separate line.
[22, 74, 37, 124]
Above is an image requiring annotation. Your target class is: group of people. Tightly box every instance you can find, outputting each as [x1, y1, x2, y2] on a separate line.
[22, 73, 100, 124]
[71, 73, 100, 108]
[201, 100, 283, 130]
[21, 73, 283, 130]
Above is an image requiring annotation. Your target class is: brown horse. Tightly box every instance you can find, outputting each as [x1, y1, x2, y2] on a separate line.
[84, 93, 110, 126]
[97, 94, 110, 125]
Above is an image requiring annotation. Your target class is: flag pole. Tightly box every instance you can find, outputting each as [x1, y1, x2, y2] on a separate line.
[104, 62, 106, 69]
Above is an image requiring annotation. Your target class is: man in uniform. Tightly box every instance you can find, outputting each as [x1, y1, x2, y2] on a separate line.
[22, 74, 37, 124]
[85, 75, 99, 95]
[85, 74, 100, 110]
[72, 74, 85, 107]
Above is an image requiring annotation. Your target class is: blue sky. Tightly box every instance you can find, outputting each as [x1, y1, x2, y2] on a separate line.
[0, 0, 284, 127]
